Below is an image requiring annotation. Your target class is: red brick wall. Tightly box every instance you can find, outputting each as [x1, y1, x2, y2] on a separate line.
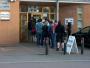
[59, 4, 90, 33]
[0, 1, 90, 44]
[0, 0, 19, 44]
[83, 4, 90, 27]
[59, 4, 78, 33]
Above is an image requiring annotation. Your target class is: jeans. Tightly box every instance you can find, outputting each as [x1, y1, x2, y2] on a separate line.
[36, 32, 42, 46]
[50, 33, 56, 48]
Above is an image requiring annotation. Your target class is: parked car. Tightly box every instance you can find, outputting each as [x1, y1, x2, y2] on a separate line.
[72, 26, 90, 47]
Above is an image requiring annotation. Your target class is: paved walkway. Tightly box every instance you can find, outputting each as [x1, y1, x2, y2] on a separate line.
[0, 43, 90, 63]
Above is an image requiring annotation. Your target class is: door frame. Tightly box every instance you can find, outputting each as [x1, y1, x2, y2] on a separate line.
[20, 12, 28, 42]
[31, 12, 43, 19]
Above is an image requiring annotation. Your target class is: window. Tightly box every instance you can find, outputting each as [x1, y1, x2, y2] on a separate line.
[77, 6, 83, 30]
[43, 7, 49, 13]
[20, 5, 28, 12]
[50, 14, 55, 20]
[50, 7, 56, 13]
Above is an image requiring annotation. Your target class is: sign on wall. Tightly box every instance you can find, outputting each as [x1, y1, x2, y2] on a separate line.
[0, 0, 10, 10]
[0, 12, 10, 20]
[65, 18, 74, 25]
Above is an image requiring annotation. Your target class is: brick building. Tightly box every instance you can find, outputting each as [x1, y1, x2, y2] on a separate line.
[0, 0, 90, 44]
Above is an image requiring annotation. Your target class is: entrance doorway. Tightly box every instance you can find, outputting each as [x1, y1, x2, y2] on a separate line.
[20, 13, 28, 42]
[31, 13, 42, 21]
[20, 13, 42, 42]
[20, 2, 56, 42]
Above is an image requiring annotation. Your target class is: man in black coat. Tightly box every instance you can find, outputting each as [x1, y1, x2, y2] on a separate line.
[55, 21, 65, 51]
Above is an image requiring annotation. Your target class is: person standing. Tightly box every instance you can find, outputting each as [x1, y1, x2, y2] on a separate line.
[55, 21, 65, 51]
[41, 18, 49, 46]
[35, 19, 43, 46]
[48, 20, 57, 48]
[28, 20, 33, 40]
[66, 22, 72, 38]
[51, 20, 58, 48]
[48, 21, 53, 48]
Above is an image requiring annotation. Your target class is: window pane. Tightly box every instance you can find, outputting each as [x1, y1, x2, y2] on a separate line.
[43, 7, 49, 13]
[20, 5, 28, 12]
[50, 7, 55, 13]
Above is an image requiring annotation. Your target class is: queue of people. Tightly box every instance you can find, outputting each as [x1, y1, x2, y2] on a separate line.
[35, 18, 58, 49]
[28, 17, 72, 51]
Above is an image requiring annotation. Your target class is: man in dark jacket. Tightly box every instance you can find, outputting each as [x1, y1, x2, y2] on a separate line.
[67, 22, 72, 38]
[55, 21, 65, 51]
[41, 19, 49, 46]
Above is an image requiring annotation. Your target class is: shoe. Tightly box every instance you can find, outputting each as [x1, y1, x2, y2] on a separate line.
[56, 48, 59, 51]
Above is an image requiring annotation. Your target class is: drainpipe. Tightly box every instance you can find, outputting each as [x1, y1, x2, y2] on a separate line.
[56, 0, 59, 22]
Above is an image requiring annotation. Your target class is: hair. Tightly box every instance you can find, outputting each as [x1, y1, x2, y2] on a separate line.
[38, 19, 42, 22]
[67, 22, 71, 28]
[49, 21, 53, 24]
[58, 20, 61, 26]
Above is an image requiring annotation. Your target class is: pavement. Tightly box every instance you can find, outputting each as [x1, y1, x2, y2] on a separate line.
[0, 42, 90, 63]
[0, 43, 90, 68]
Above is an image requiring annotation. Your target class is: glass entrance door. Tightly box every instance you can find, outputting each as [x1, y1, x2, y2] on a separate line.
[20, 13, 28, 42]
[20, 13, 42, 42]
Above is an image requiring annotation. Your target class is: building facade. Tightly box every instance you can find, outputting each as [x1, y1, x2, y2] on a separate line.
[0, 0, 90, 44]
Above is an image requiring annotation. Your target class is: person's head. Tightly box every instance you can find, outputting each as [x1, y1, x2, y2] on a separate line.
[58, 20, 61, 25]
[38, 19, 42, 22]
[45, 18, 47, 21]
[68, 22, 71, 27]
[49, 20, 53, 24]
[45, 17, 50, 22]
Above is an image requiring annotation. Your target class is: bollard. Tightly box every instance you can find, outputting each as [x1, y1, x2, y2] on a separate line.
[81, 37, 84, 55]
[45, 44, 48, 55]
[45, 38, 48, 55]
[63, 36, 67, 55]
[64, 42, 66, 55]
